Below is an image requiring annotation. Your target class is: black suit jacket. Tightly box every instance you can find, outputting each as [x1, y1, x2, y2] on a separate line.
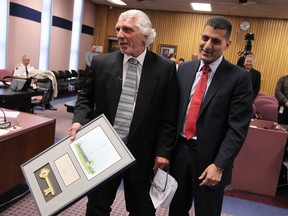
[177, 58, 253, 186]
[250, 68, 261, 100]
[73, 50, 178, 181]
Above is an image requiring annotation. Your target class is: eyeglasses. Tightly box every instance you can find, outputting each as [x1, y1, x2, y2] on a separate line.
[149, 170, 169, 192]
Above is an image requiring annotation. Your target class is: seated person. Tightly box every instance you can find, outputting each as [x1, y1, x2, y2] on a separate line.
[14, 54, 57, 110]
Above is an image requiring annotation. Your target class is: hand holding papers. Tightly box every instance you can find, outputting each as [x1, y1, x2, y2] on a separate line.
[149, 168, 178, 208]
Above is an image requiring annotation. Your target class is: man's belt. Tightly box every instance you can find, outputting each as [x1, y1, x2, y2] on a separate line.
[178, 135, 198, 150]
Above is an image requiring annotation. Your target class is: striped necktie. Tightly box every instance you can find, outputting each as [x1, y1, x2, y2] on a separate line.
[113, 58, 138, 142]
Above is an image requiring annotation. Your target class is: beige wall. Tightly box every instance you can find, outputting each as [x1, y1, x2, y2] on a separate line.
[7, 0, 96, 72]
[49, 0, 74, 70]
[79, 0, 97, 70]
[8, 0, 42, 71]
[93, 5, 288, 96]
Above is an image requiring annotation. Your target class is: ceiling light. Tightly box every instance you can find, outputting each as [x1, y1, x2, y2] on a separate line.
[107, 0, 127, 6]
[190, 3, 211, 11]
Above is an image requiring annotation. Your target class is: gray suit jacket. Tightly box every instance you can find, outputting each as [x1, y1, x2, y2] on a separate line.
[177, 58, 253, 186]
[73, 50, 178, 181]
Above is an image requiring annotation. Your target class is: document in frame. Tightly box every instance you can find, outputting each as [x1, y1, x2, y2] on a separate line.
[70, 125, 121, 180]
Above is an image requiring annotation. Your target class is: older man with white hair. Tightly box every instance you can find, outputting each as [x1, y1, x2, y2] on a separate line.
[69, 9, 178, 215]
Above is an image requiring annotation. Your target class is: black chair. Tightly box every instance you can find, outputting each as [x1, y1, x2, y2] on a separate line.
[71, 70, 78, 78]
[65, 70, 72, 79]
[64, 99, 76, 113]
[77, 69, 86, 90]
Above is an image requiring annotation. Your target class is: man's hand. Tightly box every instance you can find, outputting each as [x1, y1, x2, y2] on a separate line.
[199, 163, 223, 187]
[68, 122, 82, 140]
[153, 156, 169, 173]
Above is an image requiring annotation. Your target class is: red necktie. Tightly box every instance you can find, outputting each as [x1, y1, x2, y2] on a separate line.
[185, 65, 211, 139]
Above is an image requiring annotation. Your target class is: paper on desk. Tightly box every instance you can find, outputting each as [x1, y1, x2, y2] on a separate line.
[149, 168, 178, 209]
[4, 111, 20, 118]
[0, 129, 10, 136]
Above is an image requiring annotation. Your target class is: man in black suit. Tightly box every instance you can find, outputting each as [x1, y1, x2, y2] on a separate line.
[244, 54, 261, 100]
[169, 16, 253, 216]
[69, 10, 178, 215]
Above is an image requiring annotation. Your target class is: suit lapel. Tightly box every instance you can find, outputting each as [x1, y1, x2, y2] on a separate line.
[183, 61, 200, 106]
[106, 52, 124, 120]
[129, 51, 159, 136]
[199, 59, 228, 115]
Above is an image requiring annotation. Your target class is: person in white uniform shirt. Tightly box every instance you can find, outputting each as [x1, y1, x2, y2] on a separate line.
[14, 54, 57, 110]
[14, 55, 35, 77]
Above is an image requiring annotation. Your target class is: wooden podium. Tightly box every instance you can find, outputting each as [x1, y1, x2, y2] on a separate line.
[230, 119, 288, 196]
[0, 110, 56, 195]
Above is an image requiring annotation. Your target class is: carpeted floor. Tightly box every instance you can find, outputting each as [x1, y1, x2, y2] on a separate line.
[32, 96, 75, 140]
[0, 190, 232, 216]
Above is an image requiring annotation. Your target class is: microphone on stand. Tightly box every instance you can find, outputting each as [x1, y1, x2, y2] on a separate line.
[0, 107, 11, 129]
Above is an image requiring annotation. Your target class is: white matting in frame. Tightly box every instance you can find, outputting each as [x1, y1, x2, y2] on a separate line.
[21, 114, 135, 216]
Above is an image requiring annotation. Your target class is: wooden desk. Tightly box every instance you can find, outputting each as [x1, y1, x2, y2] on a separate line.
[0, 87, 44, 112]
[0, 110, 56, 195]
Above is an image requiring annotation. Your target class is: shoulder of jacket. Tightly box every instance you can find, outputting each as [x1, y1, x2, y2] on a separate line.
[252, 68, 261, 74]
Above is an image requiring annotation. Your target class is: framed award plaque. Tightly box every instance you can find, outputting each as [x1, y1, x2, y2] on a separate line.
[21, 114, 135, 216]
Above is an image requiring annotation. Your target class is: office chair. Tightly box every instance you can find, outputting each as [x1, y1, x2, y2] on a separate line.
[257, 103, 278, 122]
[255, 95, 278, 104]
[254, 98, 277, 111]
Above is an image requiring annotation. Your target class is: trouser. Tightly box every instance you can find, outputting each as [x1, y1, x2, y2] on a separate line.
[37, 78, 53, 105]
[278, 105, 288, 125]
[169, 138, 225, 216]
[86, 172, 155, 216]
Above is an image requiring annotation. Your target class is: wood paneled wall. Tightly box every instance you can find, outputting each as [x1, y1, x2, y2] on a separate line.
[94, 5, 288, 96]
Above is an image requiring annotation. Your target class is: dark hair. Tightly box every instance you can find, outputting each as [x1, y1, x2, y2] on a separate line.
[179, 58, 185, 62]
[205, 16, 232, 40]
[168, 53, 176, 59]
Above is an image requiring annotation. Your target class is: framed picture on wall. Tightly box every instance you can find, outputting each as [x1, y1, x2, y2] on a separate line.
[159, 44, 177, 58]
[108, 36, 119, 52]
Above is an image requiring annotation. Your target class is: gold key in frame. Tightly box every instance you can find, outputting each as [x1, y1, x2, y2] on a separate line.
[39, 168, 55, 196]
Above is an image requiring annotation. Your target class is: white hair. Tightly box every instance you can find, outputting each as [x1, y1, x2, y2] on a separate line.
[245, 54, 255, 59]
[119, 10, 156, 47]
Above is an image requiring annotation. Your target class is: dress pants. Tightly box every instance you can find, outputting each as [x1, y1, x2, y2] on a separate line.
[278, 105, 288, 125]
[37, 78, 53, 105]
[169, 142, 225, 216]
[86, 172, 156, 216]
